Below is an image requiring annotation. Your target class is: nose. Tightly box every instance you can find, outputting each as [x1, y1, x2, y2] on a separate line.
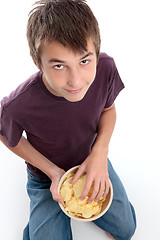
[67, 68, 82, 88]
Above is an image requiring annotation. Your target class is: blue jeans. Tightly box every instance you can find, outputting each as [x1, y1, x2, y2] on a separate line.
[23, 159, 136, 240]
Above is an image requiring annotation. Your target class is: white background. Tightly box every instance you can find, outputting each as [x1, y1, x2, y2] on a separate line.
[0, 0, 160, 239]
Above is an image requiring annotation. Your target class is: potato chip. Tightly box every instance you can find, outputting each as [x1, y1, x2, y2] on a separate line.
[77, 196, 89, 205]
[60, 186, 73, 202]
[63, 177, 73, 187]
[66, 172, 74, 179]
[73, 175, 86, 198]
[92, 205, 101, 215]
[82, 205, 93, 218]
[66, 197, 77, 210]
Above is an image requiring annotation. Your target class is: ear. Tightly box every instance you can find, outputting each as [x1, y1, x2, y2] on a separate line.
[32, 58, 41, 70]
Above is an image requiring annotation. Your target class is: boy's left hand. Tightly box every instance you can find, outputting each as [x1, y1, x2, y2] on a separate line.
[70, 150, 110, 203]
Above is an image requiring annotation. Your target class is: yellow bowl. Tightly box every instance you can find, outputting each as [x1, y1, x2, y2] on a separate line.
[58, 166, 113, 222]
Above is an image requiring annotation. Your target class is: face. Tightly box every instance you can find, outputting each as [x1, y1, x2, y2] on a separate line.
[39, 39, 97, 102]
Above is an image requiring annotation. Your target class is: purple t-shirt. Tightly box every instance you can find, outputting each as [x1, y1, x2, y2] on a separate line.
[0, 53, 124, 178]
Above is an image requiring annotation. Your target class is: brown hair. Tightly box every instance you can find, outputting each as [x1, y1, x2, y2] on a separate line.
[27, 0, 101, 69]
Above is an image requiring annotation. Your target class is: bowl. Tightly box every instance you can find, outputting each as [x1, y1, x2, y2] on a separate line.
[58, 165, 113, 222]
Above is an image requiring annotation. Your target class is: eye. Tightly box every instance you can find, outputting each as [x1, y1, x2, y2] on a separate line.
[80, 60, 89, 65]
[54, 64, 64, 70]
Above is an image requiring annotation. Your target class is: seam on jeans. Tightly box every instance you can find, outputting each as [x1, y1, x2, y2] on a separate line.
[66, 217, 72, 240]
[111, 233, 120, 240]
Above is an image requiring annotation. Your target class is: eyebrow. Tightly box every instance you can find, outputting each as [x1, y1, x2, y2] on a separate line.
[80, 52, 94, 60]
[48, 52, 94, 64]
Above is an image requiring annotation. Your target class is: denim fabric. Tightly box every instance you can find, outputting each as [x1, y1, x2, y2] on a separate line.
[93, 160, 136, 240]
[23, 169, 72, 240]
[23, 159, 136, 240]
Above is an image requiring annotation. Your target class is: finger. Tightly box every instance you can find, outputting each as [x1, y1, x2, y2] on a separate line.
[81, 178, 93, 201]
[70, 166, 85, 184]
[88, 180, 100, 203]
[95, 182, 105, 202]
[50, 182, 63, 204]
[103, 180, 110, 198]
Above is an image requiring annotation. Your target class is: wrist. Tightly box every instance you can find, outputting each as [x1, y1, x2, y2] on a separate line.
[39, 160, 62, 181]
[46, 164, 62, 180]
[92, 143, 109, 156]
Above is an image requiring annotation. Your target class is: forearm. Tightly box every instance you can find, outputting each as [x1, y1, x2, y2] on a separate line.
[71, 103, 116, 202]
[92, 103, 116, 155]
[0, 134, 59, 179]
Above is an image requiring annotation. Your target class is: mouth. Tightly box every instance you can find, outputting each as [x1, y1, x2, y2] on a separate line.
[65, 88, 83, 94]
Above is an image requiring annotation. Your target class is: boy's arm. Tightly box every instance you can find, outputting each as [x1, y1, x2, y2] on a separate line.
[70, 103, 116, 203]
[0, 134, 65, 204]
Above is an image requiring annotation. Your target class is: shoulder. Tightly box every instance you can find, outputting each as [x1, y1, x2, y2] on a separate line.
[99, 52, 113, 61]
[1, 71, 41, 110]
[96, 53, 117, 79]
[98, 52, 116, 70]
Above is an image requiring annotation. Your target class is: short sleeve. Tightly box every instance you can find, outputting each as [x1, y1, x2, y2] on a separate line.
[105, 59, 125, 108]
[0, 104, 24, 147]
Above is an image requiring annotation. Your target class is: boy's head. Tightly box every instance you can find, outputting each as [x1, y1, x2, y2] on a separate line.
[27, 0, 101, 70]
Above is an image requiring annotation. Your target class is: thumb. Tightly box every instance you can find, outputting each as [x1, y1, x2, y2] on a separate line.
[50, 180, 63, 204]
[70, 165, 86, 184]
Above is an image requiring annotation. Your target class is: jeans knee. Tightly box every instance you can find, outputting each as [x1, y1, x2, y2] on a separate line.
[128, 225, 136, 239]
[122, 219, 136, 240]
[115, 208, 136, 240]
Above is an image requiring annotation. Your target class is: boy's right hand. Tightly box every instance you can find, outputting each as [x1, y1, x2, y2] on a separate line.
[49, 167, 65, 204]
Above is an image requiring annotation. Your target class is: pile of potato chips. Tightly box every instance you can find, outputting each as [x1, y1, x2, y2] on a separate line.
[60, 172, 105, 219]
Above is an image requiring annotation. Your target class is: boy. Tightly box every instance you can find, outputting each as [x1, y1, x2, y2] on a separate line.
[0, 0, 136, 239]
